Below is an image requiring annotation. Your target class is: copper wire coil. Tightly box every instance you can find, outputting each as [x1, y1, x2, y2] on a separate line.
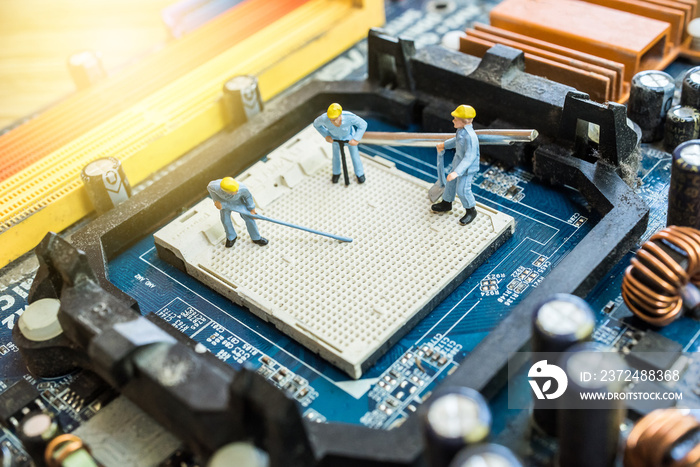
[625, 409, 700, 467]
[622, 226, 700, 326]
[44, 433, 88, 467]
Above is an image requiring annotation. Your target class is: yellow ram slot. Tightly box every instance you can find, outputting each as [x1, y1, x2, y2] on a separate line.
[0, 0, 384, 267]
[0, 0, 363, 218]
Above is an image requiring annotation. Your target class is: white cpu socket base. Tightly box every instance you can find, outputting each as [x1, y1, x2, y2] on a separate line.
[154, 126, 515, 379]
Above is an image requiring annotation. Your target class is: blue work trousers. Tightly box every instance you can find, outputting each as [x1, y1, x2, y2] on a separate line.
[332, 142, 364, 177]
[221, 209, 261, 241]
[443, 173, 476, 209]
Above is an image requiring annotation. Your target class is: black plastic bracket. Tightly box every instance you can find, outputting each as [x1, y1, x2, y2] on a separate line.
[367, 28, 416, 91]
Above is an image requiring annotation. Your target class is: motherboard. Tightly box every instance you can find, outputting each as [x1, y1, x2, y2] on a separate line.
[1, 0, 700, 466]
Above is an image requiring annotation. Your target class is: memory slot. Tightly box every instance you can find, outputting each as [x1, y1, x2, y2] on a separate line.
[0, 0, 308, 181]
[0, 0, 385, 267]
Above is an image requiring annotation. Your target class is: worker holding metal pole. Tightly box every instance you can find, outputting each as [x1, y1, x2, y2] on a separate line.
[208, 177, 268, 248]
[209, 177, 352, 247]
[313, 103, 368, 185]
[433, 105, 481, 226]
[362, 114, 538, 223]
[430, 105, 479, 225]
[362, 128, 537, 204]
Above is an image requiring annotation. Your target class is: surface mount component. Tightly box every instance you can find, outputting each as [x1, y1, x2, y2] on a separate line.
[626, 331, 683, 372]
[155, 126, 514, 378]
[0, 380, 40, 428]
[625, 381, 677, 420]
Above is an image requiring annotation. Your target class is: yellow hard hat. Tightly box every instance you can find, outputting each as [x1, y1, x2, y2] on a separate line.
[451, 105, 476, 120]
[221, 177, 239, 193]
[327, 103, 343, 119]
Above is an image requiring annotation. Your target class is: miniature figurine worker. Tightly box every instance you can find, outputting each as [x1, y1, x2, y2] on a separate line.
[431, 105, 480, 226]
[208, 177, 268, 248]
[313, 103, 368, 184]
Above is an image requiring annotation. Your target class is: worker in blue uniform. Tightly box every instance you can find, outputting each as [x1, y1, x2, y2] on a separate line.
[313, 103, 368, 184]
[208, 177, 268, 248]
[431, 105, 480, 226]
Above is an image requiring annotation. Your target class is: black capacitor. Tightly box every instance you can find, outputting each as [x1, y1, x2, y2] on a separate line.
[531, 293, 595, 436]
[680, 66, 700, 110]
[532, 294, 595, 354]
[449, 443, 523, 467]
[668, 140, 700, 229]
[557, 343, 626, 467]
[627, 70, 675, 142]
[664, 105, 700, 151]
[80, 157, 132, 215]
[422, 387, 492, 467]
[222, 75, 263, 127]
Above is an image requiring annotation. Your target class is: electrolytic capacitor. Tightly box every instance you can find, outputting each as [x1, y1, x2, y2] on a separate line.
[422, 387, 492, 467]
[557, 343, 626, 467]
[222, 75, 263, 127]
[664, 106, 700, 151]
[681, 66, 700, 110]
[690, 20, 700, 52]
[628, 71, 675, 142]
[532, 294, 595, 354]
[80, 157, 132, 215]
[531, 294, 595, 436]
[667, 140, 700, 229]
[449, 443, 523, 467]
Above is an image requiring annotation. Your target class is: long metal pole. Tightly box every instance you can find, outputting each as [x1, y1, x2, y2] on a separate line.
[230, 208, 352, 243]
[361, 129, 538, 147]
[334, 139, 350, 186]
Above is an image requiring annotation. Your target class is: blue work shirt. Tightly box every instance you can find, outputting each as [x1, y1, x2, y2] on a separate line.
[207, 180, 256, 212]
[313, 111, 368, 142]
[445, 125, 480, 176]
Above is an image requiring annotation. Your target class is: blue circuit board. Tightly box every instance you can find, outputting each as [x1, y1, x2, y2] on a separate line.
[1, 0, 700, 464]
[99, 117, 594, 428]
[0, 123, 691, 441]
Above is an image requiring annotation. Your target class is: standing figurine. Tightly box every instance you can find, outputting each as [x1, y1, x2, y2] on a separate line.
[208, 177, 268, 248]
[431, 105, 480, 226]
[313, 103, 368, 184]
